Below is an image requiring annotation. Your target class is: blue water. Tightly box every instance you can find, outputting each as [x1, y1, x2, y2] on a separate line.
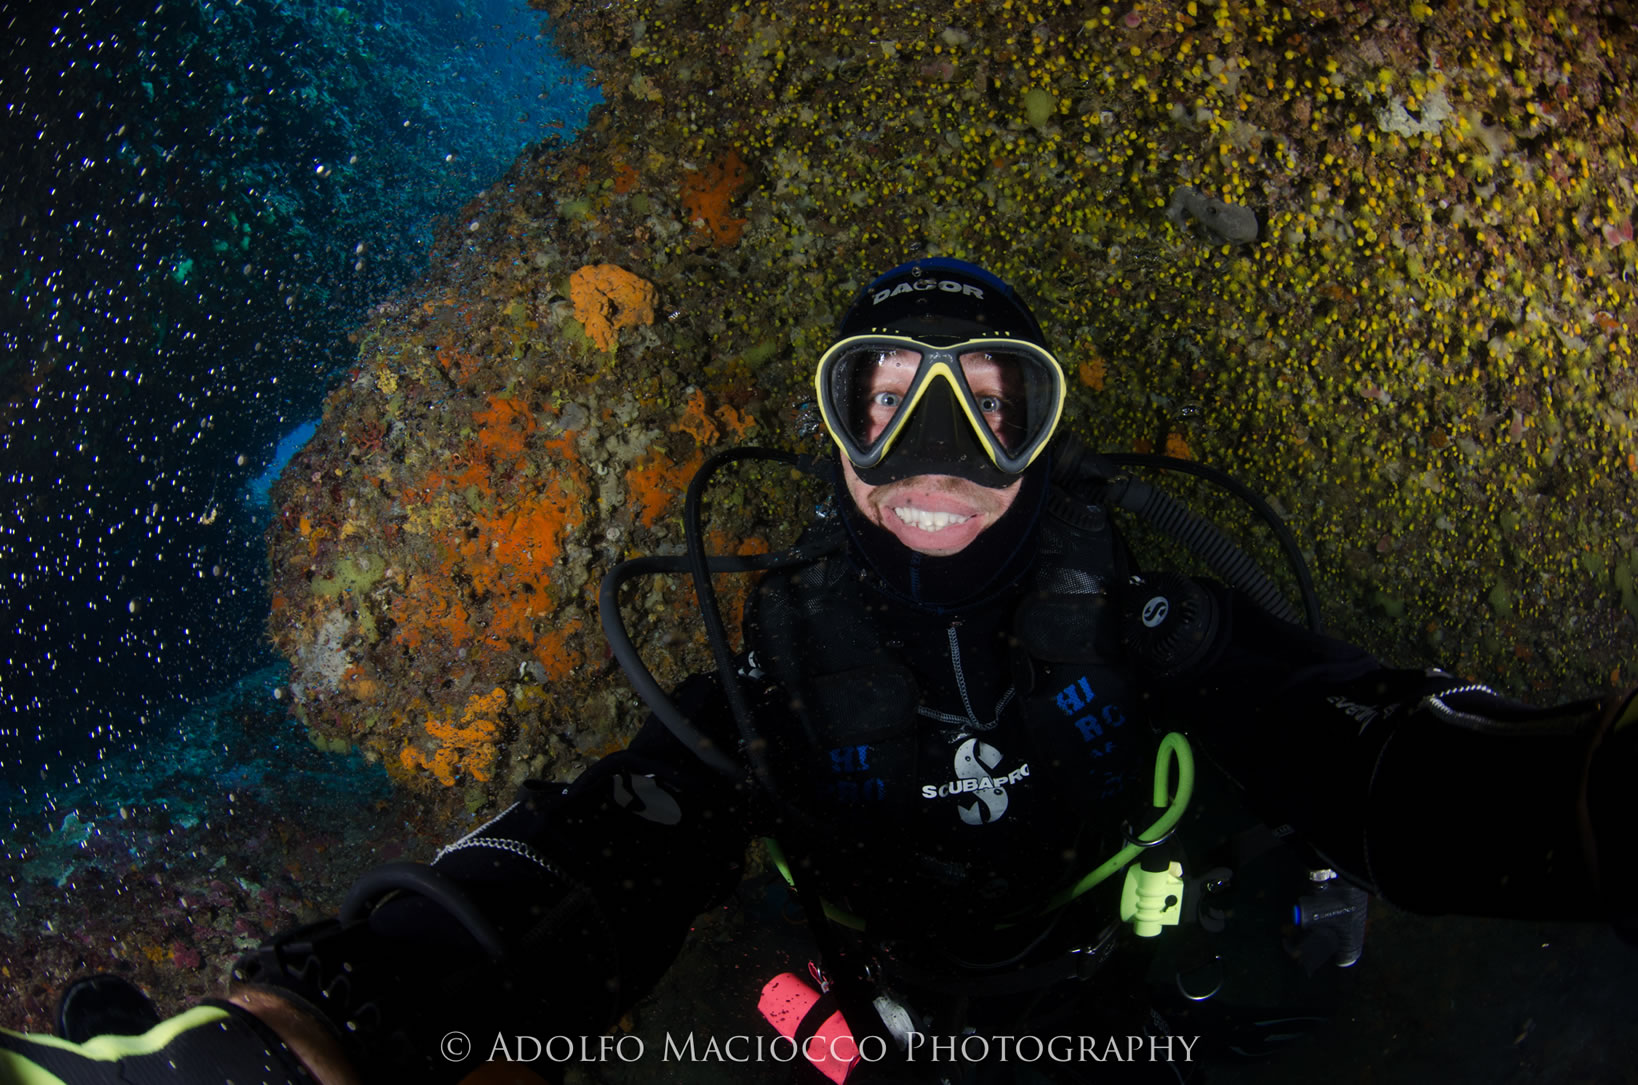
[4, 664, 393, 894]
[0, 0, 597, 814]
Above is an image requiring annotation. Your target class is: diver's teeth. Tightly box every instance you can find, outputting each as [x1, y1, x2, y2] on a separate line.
[892, 506, 970, 532]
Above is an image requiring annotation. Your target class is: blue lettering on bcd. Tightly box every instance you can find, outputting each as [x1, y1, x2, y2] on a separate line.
[1096, 768, 1136, 800]
[829, 744, 871, 773]
[1055, 677, 1093, 715]
[1057, 677, 1129, 773]
[825, 745, 883, 803]
[1073, 703, 1127, 743]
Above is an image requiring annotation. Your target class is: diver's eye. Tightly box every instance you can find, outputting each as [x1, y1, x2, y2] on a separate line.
[976, 395, 1004, 413]
[873, 391, 902, 409]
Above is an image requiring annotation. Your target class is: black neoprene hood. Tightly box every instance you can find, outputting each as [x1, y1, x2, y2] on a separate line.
[829, 258, 1057, 608]
[836, 257, 1051, 346]
[825, 258, 1061, 491]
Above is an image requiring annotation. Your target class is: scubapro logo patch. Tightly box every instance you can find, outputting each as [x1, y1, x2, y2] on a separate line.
[921, 737, 1028, 825]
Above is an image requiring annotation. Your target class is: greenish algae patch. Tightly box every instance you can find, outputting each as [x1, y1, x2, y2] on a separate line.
[312, 552, 385, 598]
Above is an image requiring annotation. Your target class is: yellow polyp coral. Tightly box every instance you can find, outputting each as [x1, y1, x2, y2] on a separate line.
[569, 263, 658, 352]
[401, 686, 508, 787]
[268, 0, 1638, 822]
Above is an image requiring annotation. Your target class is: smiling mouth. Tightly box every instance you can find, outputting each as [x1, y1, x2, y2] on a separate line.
[892, 506, 971, 532]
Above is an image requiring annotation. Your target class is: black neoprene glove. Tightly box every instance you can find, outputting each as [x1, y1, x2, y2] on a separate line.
[1160, 582, 1628, 923]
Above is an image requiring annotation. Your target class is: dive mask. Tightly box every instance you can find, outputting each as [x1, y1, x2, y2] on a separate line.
[816, 333, 1067, 486]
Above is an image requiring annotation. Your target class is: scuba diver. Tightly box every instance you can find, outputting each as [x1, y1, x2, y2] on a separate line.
[3, 258, 1634, 1085]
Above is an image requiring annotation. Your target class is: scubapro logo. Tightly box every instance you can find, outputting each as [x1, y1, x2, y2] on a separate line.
[920, 738, 1027, 825]
[1141, 596, 1170, 628]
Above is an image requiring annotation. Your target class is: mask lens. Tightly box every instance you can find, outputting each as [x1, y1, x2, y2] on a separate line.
[957, 349, 1059, 458]
[825, 344, 927, 455]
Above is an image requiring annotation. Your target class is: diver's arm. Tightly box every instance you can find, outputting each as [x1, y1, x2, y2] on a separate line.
[228, 701, 751, 1082]
[0, 680, 751, 1085]
[225, 987, 362, 1085]
[1157, 582, 1635, 925]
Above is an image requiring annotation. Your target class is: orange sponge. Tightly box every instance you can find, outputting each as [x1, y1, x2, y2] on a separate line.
[569, 263, 657, 352]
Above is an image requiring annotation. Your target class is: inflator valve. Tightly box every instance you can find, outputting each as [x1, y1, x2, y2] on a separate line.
[1288, 868, 1369, 973]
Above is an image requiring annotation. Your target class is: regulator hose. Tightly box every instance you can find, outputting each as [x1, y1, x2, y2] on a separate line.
[1108, 475, 1303, 627]
[1052, 435, 1322, 633]
[683, 448, 835, 797]
[340, 861, 507, 959]
[596, 448, 838, 780]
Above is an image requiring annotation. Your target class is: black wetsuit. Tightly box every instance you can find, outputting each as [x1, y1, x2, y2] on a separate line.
[4, 485, 1632, 1085]
[284, 486, 1623, 1081]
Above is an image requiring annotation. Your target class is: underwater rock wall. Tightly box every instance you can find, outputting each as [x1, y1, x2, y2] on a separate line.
[268, 0, 1638, 813]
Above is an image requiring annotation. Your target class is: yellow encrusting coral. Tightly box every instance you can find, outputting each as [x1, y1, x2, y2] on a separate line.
[268, 0, 1638, 819]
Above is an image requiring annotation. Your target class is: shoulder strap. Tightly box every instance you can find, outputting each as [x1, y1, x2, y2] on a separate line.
[747, 552, 920, 786]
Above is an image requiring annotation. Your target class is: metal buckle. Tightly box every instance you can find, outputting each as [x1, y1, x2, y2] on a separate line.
[1121, 817, 1175, 849]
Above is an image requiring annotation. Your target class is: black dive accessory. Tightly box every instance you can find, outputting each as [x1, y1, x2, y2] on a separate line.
[815, 334, 1066, 485]
[233, 854, 621, 1081]
[1288, 868, 1370, 973]
[1122, 571, 1225, 678]
[836, 258, 1049, 343]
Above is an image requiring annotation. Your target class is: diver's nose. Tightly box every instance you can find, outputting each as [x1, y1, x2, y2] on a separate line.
[897, 376, 990, 466]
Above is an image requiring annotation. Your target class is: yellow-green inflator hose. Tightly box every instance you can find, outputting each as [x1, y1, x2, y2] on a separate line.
[763, 732, 1196, 932]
